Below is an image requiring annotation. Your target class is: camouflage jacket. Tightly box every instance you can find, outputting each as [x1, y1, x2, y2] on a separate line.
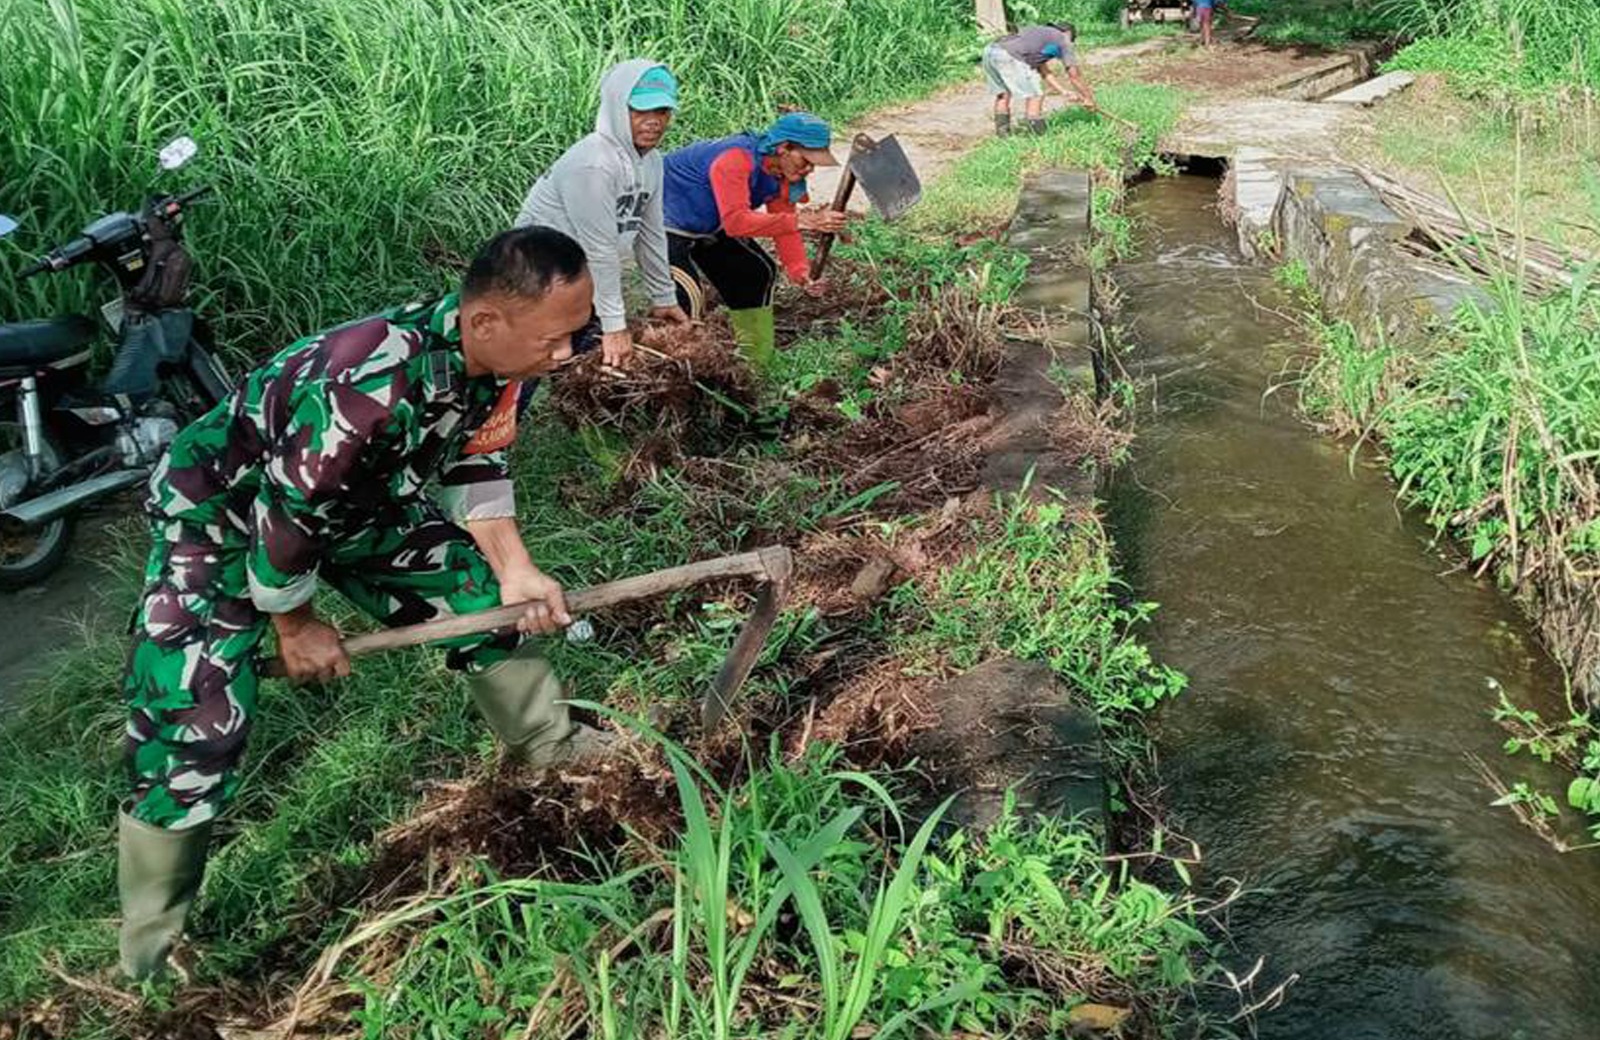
[149, 293, 520, 613]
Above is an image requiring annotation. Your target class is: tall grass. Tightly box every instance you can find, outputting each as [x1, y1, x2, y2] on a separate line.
[0, 0, 973, 359]
[1301, 265, 1600, 596]
[1381, 0, 1600, 94]
[1385, 267, 1600, 578]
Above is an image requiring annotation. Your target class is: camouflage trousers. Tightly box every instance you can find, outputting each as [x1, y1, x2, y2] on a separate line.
[122, 502, 521, 830]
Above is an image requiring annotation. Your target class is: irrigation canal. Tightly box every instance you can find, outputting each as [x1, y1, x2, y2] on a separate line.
[1106, 172, 1600, 1039]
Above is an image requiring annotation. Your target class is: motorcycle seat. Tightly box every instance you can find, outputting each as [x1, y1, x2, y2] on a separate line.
[0, 316, 97, 367]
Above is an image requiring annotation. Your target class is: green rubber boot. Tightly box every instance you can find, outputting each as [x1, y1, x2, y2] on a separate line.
[727, 306, 776, 376]
[994, 112, 1011, 137]
[469, 645, 615, 767]
[118, 811, 211, 981]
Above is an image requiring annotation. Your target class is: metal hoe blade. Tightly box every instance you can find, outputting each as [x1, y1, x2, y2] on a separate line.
[849, 133, 921, 222]
[702, 546, 793, 729]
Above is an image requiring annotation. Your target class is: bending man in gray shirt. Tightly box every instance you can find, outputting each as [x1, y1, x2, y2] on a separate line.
[981, 22, 1099, 136]
[515, 59, 690, 367]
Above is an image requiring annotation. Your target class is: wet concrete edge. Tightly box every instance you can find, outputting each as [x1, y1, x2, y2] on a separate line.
[919, 168, 1110, 838]
[1225, 155, 1600, 704]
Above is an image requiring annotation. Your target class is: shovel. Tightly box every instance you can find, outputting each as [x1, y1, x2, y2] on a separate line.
[810, 132, 922, 279]
[262, 546, 794, 729]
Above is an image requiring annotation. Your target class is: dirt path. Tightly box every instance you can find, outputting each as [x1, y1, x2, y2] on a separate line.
[0, 517, 118, 708]
[808, 30, 1388, 206]
[1166, 96, 1357, 158]
[807, 37, 1178, 209]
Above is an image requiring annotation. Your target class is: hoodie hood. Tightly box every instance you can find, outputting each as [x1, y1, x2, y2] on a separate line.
[513, 58, 677, 337]
[596, 58, 670, 156]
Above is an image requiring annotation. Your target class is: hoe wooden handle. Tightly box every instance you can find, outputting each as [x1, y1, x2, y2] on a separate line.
[262, 546, 793, 677]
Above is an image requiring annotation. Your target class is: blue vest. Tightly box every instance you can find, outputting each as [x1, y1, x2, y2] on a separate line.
[663, 133, 784, 236]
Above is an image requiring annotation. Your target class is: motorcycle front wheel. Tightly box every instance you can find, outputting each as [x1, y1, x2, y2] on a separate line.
[0, 432, 75, 590]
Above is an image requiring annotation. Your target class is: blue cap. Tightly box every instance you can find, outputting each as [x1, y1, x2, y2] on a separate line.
[760, 112, 840, 165]
[628, 65, 679, 111]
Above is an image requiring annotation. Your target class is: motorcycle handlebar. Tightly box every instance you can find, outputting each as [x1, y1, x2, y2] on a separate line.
[165, 184, 213, 214]
[17, 237, 85, 278]
[15, 184, 211, 279]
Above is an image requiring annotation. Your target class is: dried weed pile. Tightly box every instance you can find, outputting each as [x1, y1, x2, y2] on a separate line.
[1051, 395, 1134, 469]
[797, 277, 1017, 513]
[545, 313, 758, 441]
[773, 257, 890, 342]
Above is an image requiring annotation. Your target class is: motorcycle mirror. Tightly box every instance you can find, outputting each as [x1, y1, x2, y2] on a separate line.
[0, 215, 16, 238]
[158, 136, 199, 171]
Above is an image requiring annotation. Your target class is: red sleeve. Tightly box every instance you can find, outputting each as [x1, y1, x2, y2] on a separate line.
[765, 193, 811, 284]
[709, 149, 801, 242]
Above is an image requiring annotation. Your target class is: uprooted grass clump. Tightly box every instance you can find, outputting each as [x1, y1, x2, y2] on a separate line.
[545, 311, 759, 455]
[794, 270, 1018, 515]
[545, 228, 1031, 516]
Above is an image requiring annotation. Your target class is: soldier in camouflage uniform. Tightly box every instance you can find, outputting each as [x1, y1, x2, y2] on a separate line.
[117, 227, 607, 981]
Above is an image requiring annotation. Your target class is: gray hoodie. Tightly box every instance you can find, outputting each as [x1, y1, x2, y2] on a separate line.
[515, 59, 677, 333]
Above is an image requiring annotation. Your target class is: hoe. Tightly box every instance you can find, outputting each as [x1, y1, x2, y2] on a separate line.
[264, 546, 794, 729]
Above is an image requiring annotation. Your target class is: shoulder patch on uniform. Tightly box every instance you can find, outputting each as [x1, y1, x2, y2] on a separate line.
[463, 383, 520, 455]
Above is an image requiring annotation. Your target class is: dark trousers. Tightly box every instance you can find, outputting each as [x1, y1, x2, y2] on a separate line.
[667, 231, 778, 318]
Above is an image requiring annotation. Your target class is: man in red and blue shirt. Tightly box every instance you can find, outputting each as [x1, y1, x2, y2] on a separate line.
[661, 112, 849, 374]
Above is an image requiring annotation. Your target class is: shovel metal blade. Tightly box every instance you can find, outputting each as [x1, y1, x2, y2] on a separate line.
[849, 133, 921, 222]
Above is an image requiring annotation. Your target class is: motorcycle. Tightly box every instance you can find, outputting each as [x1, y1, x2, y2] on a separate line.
[0, 137, 231, 588]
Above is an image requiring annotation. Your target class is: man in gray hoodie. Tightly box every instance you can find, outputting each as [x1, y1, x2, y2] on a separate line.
[515, 59, 689, 368]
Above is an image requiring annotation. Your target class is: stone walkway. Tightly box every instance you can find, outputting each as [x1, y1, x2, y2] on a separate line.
[1165, 96, 1360, 161]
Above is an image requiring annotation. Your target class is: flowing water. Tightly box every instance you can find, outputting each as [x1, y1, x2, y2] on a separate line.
[1106, 173, 1600, 1040]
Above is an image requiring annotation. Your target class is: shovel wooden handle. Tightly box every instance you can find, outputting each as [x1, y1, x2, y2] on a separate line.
[262, 547, 793, 678]
[809, 143, 861, 281]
